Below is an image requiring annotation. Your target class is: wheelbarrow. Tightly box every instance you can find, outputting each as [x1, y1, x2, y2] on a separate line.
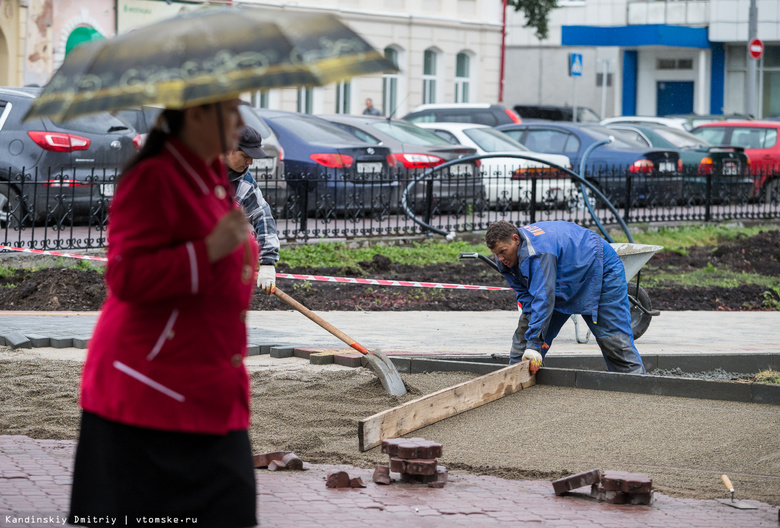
[459, 242, 662, 340]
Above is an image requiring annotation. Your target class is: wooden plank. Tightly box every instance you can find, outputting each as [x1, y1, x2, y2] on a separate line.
[358, 362, 535, 451]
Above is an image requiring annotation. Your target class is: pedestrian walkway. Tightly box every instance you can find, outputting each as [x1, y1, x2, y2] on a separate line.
[2, 310, 779, 356]
[1, 436, 777, 528]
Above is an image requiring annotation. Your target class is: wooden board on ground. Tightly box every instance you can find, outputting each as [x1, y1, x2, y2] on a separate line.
[358, 361, 535, 451]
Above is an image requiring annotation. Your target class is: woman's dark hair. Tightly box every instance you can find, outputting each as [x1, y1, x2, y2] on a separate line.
[122, 109, 186, 174]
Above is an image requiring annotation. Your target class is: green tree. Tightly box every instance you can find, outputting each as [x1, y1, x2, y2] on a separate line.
[508, 0, 559, 41]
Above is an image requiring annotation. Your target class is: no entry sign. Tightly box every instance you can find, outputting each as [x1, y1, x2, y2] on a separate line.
[749, 38, 764, 60]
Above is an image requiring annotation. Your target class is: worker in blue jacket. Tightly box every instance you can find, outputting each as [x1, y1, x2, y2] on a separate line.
[485, 220, 645, 374]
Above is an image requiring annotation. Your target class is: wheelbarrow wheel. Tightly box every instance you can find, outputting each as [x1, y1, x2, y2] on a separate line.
[628, 282, 653, 340]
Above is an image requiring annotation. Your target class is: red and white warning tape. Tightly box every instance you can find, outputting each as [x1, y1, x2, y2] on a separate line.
[1, 245, 511, 292]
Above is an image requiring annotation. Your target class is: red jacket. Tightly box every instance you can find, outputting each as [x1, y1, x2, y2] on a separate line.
[80, 139, 259, 435]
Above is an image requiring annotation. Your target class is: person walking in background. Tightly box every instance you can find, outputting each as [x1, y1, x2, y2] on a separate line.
[362, 97, 381, 116]
[222, 125, 280, 295]
[69, 99, 258, 527]
[485, 220, 646, 375]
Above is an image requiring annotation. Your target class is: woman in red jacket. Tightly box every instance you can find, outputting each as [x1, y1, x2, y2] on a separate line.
[69, 99, 258, 527]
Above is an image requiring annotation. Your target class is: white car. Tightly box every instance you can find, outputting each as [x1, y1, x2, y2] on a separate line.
[600, 116, 691, 131]
[416, 122, 579, 208]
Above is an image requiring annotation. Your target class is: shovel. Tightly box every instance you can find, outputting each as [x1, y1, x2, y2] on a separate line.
[273, 288, 407, 396]
[717, 474, 758, 510]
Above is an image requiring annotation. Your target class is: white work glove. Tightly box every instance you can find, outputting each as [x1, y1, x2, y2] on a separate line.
[522, 349, 543, 374]
[256, 265, 276, 295]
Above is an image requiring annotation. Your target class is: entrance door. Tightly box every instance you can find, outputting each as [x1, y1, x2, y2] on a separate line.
[657, 81, 694, 116]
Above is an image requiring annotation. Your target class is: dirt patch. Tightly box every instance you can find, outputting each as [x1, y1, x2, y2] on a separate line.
[1, 230, 779, 312]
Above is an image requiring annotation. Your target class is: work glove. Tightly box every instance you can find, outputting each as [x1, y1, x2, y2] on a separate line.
[522, 349, 543, 374]
[257, 265, 276, 295]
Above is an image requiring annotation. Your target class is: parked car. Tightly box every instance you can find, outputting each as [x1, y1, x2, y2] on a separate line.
[514, 104, 600, 123]
[415, 122, 580, 208]
[238, 105, 288, 216]
[691, 120, 780, 203]
[604, 122, 753, 203]
[402, 103, 522, 127]
[112, 106, 162, 145]
[254, 109, 397, 216]
[600, 115, 690, 131]
[496, 122, 683, 207]
[667, 113, 753, 130]
[0, 86, 140, 227]
[319, 114, 484, 214]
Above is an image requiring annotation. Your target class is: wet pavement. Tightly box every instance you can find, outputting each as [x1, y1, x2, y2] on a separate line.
[1, 309, 779, 527]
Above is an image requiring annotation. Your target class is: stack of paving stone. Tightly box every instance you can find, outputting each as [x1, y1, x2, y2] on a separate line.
[378, 437, 447, 488]
[552, 469, 653, 505]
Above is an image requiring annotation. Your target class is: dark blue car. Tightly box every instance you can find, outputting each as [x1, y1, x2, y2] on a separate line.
[496, 122, 683, 207]
[255, 109, 397, 216]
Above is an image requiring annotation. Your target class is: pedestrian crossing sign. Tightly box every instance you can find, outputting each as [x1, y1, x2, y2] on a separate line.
[569, 53, 583, 77]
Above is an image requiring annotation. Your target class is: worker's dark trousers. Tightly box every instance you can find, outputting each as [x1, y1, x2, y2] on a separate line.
[509, 252, 646, 374]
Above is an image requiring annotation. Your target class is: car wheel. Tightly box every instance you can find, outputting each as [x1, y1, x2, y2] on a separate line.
[0, 184, 26, 229]
[628, 282, 653, 340]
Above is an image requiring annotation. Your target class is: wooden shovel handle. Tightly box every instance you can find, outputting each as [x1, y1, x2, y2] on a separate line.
[721, 474, 734, 492]
[273, 288, 369, 355]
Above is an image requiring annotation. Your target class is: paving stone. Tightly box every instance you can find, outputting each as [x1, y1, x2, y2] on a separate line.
[310, 352, 335, 365]
[246, 345, 261, 356]
[72, 337, 90, 349]
[325, 470, 351, 489]
[334, 353, 364, 368]
[294, 347, 322, 360]
[253, 450, 292, 469]
[3, 332, 31, 349]
[372, 464, 390, 485]
[268, 453, 303, 471]
[349, 477, 366, 488]
[601, 470, 653, 494]
[552, 468, 601, 496]
[259, 343, 280, 355]
[269, 346, 295, 358]
[49, 337, 73, 348]
[25, 334, 50, 347]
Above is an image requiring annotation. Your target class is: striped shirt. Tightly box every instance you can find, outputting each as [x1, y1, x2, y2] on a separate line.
[228, 169, 280, 266]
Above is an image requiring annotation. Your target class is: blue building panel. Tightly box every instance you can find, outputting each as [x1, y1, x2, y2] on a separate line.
[562, 25, 711, 49]
[622, 50, 638, 116]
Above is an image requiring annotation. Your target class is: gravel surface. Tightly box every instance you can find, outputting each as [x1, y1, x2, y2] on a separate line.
[1, 349, 778, 507]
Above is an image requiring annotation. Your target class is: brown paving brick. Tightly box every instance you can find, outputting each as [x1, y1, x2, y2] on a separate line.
[268, 452, 303, 471]
[325, 470, 351, 488]
[293, 347, 323, 359]
[381, 438, 403, 456]
[334, 352, 364, 368]
[403, 458, 437, 476]
[372, 465, 390, 485]
[552, 468, 601, 495]
[349, 477, 366, 488]
[253, 450, 292, 468]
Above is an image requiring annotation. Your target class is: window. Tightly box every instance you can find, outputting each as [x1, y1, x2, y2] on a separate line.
[657, 58, 694, 70]
[251, 91, 269, 108]
[335, 80, 351, 114]
[423, 49, 438, 104]
[297, 87, 313, 114]
[455, 52, 470, 103]
[596, 73, 613, 87]
[383, 47, 399, 117]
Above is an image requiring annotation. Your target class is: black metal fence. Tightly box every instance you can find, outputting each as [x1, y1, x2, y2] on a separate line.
[2, 164, 779, 252]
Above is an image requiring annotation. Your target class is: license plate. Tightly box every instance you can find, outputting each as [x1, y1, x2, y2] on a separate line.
[657, 161, 675, 172]
[100, 184, 115, 197]
[450, 163, 474, 176]
[252, 158, 274, 170]
[357, 162, 383, 174]
[722, 160, 738, 176]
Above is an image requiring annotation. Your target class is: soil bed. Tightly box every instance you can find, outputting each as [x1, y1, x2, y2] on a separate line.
[1, 230, 779, 312]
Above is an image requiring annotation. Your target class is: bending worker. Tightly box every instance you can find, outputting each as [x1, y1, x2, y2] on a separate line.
[485, 220, 646, 374]
[222, 125, 280, 294]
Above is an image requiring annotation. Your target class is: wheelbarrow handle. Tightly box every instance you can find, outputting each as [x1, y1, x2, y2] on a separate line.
[458, 252, 500, 272]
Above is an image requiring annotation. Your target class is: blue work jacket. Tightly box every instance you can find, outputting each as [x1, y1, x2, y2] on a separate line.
[495, 221, 606, 351]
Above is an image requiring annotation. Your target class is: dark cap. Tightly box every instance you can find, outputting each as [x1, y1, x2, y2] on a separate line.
[237, 126, 268, 159]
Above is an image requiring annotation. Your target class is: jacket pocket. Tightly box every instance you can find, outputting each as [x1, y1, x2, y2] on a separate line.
[146, 308, 180, 361]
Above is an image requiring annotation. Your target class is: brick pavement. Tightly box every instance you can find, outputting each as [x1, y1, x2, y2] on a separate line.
[1, 436, 777, 528]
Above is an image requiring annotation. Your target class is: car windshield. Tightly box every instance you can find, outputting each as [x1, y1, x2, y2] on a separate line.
[56, 112, 130, 134]
[580, 125, 643, 149]
[276, 115, 364, 143]
[463, 127, 529, 152]
[371, 121, 452, 146]
[577, 107, 601, 123]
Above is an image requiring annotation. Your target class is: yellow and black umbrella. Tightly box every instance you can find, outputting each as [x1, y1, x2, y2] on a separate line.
[25, 7, 396, 122]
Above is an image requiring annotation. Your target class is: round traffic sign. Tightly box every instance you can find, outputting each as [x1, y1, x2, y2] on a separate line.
[749, 38, 764, 60]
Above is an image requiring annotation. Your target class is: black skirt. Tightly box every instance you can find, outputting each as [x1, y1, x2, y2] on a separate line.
[69, 411, 257, 528]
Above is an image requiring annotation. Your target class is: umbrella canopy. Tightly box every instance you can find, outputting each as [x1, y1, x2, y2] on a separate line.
[26, 7, 396, 122]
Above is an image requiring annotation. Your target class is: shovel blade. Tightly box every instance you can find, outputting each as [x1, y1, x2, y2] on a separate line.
[362, 353, 406, 396]
[716, 498, 758, 510]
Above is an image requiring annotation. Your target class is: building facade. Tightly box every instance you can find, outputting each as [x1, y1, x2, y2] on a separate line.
[505, 0, 780, 119]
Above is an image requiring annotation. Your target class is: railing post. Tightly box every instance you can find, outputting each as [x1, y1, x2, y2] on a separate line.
[623, 170, 632, 221]
[299, 179, 309, 234]
[704, 170, 712, 222]
[529, 175, 537, 224]
[424, 178, 434, 225]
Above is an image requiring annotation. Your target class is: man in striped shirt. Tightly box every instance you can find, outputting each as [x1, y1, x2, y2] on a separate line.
[223, 126, 280, 294]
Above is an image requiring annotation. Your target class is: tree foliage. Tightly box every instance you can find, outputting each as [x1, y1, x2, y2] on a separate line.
[508, 0, 559, 41]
